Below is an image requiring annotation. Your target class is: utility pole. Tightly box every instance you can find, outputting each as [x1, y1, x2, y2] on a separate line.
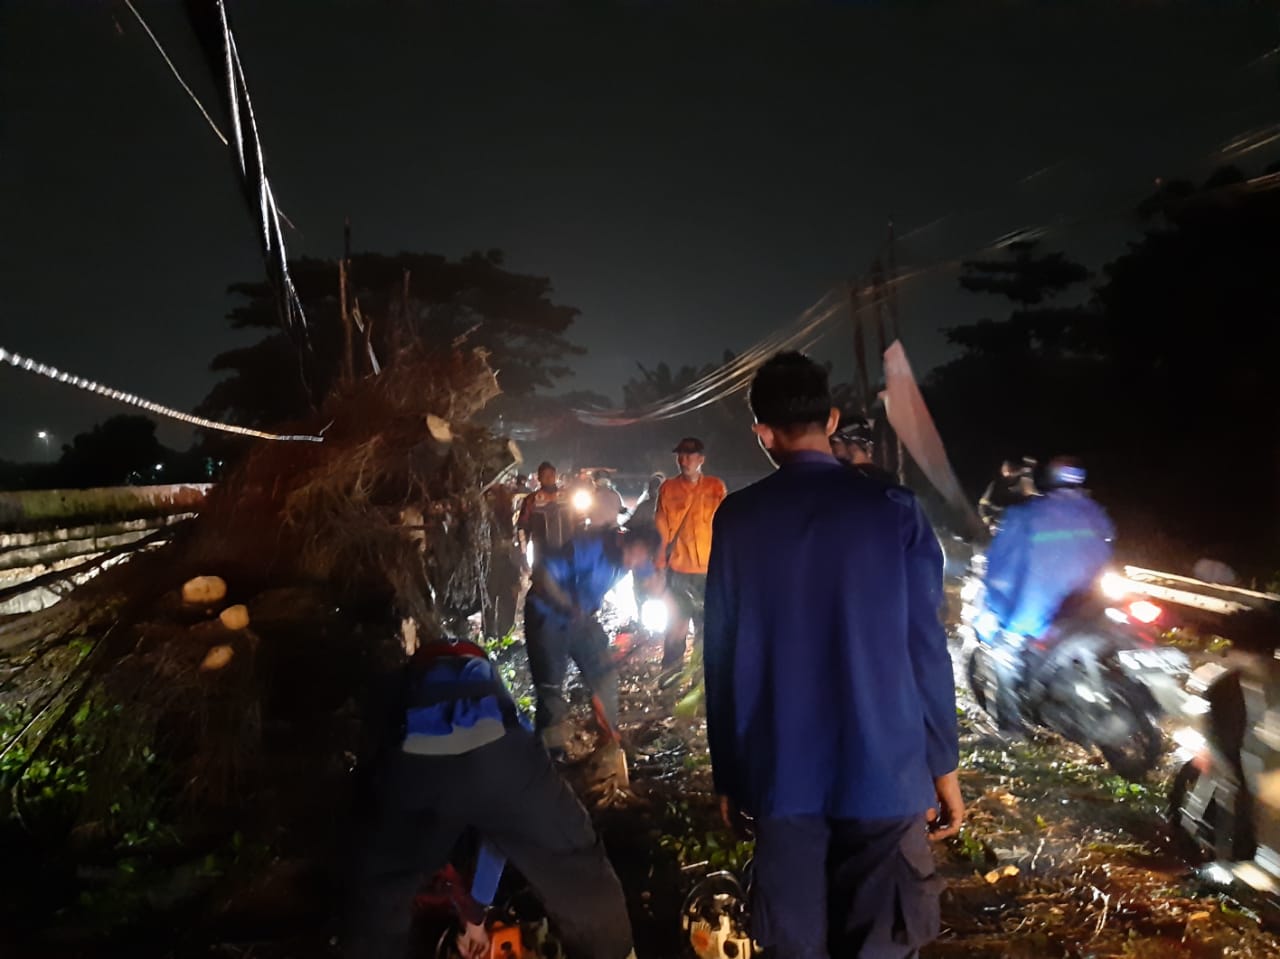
[869, 258, 897, 476]
[339, 217, 354, 383]
[850, 278, 871, 413]
[885, 220, 907, 484]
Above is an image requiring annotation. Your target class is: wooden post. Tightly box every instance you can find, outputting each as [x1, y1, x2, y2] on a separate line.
[869, 258, 896, 475]
[402, 268, 412, 329]
[850, 279, 871, 412]
[339, 258, 354, 384]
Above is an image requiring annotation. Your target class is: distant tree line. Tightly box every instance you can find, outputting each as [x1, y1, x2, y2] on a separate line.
[0, 416, 215, 491]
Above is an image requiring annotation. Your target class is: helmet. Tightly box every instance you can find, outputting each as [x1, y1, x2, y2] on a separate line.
[832, 415, 874, 449]
[1045, 456, 1086, 488]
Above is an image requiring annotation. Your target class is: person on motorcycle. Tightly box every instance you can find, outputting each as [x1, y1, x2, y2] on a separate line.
[655, 438, 728, 683]
[345, 637, 636, 959]
[829, 413, 897, 484]
[623, 472, 665, 528]
[525, 524, 663, 752]
[517, 461, 573, 569]
[586, 470, 625, 529]
[978, 457, 1037, 532]
[981, 457, 1115, 726]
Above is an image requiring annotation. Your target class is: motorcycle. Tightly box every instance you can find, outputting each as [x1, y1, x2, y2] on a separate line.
[1168, 655, 1280, 893]
[960, 562, 1189, 780]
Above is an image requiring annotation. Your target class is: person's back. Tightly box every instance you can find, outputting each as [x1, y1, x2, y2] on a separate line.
[704, 351, 961, 959]
[708, 458, 948, 817]
[984, 463, 1115, 639]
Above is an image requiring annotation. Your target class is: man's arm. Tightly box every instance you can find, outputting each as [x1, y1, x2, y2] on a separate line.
[709, 477, 728, 509]
[653, 483, 674, 569]
[982, 505, 1028, 624]
[703, 509, 739, 803]
[900, 493, 961, 834]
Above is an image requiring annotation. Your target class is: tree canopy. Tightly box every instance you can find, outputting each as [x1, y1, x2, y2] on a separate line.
[199, 250, 583, 428]
[926, 167, 1280, 569]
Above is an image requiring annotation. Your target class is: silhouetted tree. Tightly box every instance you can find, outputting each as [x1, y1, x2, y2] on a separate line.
[55, 416, 168, 488]
[926, 168, 1280, 568]
[200, 250, 583, 428]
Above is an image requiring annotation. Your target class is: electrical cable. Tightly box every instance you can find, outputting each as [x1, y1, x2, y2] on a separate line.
[0, 346, 324, 443]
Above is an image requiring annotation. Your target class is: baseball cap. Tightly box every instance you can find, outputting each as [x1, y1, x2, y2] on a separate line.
[672, 437, 705, 454]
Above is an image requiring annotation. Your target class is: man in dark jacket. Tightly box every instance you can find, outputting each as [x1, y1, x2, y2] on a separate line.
[345, 638, 635, 959]
[704, 352, 963, 959]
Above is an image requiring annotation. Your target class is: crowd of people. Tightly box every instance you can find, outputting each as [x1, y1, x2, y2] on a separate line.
[346, 347, 1133, 958]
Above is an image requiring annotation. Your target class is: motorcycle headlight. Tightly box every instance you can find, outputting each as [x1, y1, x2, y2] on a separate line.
[641, 599, 669, 634]
[571, 489, 594, 513]
[1100, 571, 1130, 601]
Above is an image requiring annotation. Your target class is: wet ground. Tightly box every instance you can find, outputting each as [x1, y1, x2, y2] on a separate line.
[9, 591, 1280, 958]
[553, 620, 1280, 959]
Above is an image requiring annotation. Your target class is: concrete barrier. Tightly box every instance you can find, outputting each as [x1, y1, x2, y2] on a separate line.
[0, 484, 210, 530]
[0, 485, 210, 615]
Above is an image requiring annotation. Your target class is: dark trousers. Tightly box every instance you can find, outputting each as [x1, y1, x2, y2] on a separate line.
[345, 728, 634, 959]
[663, 571, 706, 668]
[484, 546, 522, 640]
[524, 599, 619, 747]
[752, 815, 943, 959]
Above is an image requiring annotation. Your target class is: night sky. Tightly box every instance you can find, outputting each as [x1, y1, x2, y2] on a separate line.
[2, 0, 1277, 463]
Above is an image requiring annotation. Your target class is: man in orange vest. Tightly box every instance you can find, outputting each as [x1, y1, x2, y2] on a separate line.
[655, 437, 727, 679]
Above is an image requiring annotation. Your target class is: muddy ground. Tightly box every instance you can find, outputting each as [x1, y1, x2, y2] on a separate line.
[7, 598, 1280, 959]
[556, 625, 1280, 959]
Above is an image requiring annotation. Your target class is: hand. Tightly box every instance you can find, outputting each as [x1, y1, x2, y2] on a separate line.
[456, 919, 489, 959]
[719, 795, 753, 840]
[927, 770, 964, 842]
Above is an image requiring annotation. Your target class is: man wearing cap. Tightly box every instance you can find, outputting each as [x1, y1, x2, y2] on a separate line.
[654, 438, 727, 678]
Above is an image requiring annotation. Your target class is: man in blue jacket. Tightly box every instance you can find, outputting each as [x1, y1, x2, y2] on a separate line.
[704, 351, 963, 959]
[526, 525, 663, 750]
[979, 458, 1115, 730]
[983, 457, 1115, 641]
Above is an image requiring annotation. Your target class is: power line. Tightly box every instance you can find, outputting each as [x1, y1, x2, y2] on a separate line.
[122, 0, 229, 147]
[0, 346, 324, 443]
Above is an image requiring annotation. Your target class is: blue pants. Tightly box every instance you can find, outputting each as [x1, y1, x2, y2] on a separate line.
[752, 816, 943, 959]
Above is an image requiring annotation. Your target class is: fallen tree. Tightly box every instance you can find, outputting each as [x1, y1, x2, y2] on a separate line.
[0, 336, 517, 951]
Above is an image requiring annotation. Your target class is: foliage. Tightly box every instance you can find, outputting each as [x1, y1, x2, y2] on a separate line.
[927, 167, 1280, 569]
[200, 250, 583, 430]
[43, 415, 182, 490]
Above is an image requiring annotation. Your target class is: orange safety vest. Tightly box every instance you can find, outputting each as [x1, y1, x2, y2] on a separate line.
[655, 474, 727, 574]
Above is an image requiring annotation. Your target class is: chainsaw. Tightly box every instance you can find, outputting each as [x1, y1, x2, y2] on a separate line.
[420, 864, 565, 959]
[681, 864, 761, 959]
